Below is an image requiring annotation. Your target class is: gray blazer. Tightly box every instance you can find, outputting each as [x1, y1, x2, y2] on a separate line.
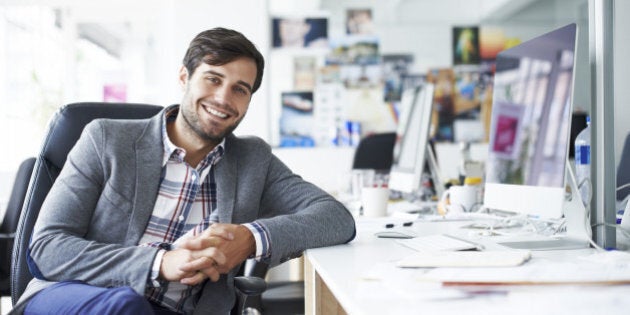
[19, 107, 356, 314]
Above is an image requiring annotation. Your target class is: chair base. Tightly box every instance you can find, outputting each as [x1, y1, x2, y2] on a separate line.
[260, 281, 304, 315]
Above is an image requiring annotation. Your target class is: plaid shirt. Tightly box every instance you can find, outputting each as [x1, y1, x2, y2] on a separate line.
[139, 106, 270, 314]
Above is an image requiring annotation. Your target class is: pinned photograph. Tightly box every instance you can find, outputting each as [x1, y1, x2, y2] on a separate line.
[346, 8, 374, 35]
[280, 91, 316, 147]
[272, 17, 328, 48]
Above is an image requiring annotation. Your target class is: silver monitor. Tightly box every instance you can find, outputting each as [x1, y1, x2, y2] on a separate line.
[484, 23, 577, 219]
[389, 83, 436, 194]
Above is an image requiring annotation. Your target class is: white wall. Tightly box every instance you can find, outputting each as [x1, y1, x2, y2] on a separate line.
[154, 0, 272, 141]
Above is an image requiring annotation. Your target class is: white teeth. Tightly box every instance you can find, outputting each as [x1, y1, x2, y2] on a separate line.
[207, 107, 227, 118]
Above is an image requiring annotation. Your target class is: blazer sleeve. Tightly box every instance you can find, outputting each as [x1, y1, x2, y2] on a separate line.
[251, 142, 356, 267]
[29, 120, 158, 295]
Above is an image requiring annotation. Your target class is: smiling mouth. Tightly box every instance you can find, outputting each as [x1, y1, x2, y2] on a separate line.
[204, 105, 229, 119]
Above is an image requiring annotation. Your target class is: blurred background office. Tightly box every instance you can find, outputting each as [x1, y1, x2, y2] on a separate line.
[0, 0, 629, 308]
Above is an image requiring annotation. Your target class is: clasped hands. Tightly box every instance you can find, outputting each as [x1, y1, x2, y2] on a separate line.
[159, 223, 255, 285]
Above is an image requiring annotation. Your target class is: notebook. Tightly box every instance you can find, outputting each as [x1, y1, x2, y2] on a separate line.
[396, 233, 484, 252]
[396, 250, 532, 268]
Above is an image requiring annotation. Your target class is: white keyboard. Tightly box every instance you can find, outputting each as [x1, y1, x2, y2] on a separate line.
[396, 234, 483, 252]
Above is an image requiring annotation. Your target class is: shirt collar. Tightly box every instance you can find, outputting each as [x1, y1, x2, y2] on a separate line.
[161, 105, 225, 168]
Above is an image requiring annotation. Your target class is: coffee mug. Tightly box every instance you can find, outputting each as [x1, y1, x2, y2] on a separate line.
[361, 187, 389, 217]
[441, 185, 478, 213]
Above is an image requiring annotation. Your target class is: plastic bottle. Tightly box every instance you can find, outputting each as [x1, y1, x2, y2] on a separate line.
[575, 116, 591, 207]
[464, 176, 483, 212]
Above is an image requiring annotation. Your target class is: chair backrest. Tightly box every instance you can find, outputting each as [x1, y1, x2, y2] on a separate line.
[11, 102, 163, 304]
[1, 157, 36, 236]
[352, 132, 397, 171]
[1, 157, 36, 295]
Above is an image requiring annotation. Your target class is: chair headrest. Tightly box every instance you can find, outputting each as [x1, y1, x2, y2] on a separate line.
[40, 102, 163, 169]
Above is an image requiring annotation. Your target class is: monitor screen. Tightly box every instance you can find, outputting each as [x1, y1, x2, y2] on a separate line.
[484, 23, 577, 218]
[389, 83, 435, 194]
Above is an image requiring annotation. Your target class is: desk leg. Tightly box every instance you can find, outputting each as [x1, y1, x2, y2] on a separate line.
[305, 254, 347, 315]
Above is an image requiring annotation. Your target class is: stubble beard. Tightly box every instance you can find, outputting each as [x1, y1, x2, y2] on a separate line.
[180, 100, 244, 144]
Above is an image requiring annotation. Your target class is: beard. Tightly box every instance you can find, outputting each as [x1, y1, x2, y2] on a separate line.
[179, 100, 244, 143]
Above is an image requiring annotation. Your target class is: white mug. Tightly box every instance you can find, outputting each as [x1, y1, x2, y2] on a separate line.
[361, 187, 389, 217]
[442, 185, 478, 213]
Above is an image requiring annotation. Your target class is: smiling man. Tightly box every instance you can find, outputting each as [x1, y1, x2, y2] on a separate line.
[16, 28, 356, 315]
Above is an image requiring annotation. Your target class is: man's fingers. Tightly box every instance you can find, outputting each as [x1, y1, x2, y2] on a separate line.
[180, 249, 226, 272]
[201, 224, 235, 240]
[180, 271, 207, 285]
[180, 266, 221, 285]
[180, 224, 235, 250]
[182, 237, 217, 250]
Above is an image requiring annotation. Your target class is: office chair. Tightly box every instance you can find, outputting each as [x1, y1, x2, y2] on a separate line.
[0, 157, 36, 297]
[352, 132, 397, 171]
[10, 102, 265, 314]
[242, 260, 305, 315]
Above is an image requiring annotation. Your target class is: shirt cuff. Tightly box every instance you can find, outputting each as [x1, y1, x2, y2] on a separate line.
[149, 249, 167, 287]
[242, 222, 271, 261]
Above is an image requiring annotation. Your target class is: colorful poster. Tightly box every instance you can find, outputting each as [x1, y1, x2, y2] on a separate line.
[382, 54, 414, 102]
[426, 68, 456, 141]
[326, 35, 379, 65]
[453, 26, 480, 65]
[294, 56, 317, 90]
[280, 91, 316, 147]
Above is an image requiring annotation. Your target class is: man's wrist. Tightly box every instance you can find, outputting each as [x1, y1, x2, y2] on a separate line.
[151, 249, 167, 287]
[242, 221, 271, 261]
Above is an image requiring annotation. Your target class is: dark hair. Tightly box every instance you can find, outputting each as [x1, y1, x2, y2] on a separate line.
[183, 27, 265, 93]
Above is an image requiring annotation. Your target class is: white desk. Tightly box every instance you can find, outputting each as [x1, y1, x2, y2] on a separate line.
[304, 217, 630, 315]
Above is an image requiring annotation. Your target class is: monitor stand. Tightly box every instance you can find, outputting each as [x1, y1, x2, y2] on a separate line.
[497, 162, 592, 251]
[426, 143, 445, 199]
[389, 144, 443, 214]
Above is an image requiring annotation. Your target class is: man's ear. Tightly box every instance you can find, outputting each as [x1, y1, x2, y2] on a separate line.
[179, 66, 189, 90]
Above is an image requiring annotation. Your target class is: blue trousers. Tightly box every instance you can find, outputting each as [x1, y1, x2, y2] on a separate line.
[24, 281, 177, 315]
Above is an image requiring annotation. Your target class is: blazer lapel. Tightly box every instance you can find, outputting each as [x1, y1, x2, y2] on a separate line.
[127, 111, 164, 245]
[216, 135, 237, 224]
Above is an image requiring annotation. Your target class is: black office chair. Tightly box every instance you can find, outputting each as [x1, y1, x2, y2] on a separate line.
[352, 132, 397, 171]
[10, 102, 264, 314]
[0, 157, 36, 297]
[242, 260, 305, 315]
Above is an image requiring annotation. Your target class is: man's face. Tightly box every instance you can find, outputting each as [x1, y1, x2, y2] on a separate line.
[178, 57, 257, 144]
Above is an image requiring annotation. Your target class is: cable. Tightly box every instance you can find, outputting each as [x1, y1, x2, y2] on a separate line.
[616, 182, 630, 192]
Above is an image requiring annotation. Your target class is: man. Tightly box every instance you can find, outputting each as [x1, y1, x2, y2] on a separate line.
[16, 28, 355, 314]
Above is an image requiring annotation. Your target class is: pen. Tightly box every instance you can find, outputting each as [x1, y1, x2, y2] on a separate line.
[385, 221, 413, 228]
[443, 234, 485, 250]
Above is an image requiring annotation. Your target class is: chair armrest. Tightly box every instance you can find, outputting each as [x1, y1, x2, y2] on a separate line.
[0, 232, 15, 239]
[234, 276, 267, 296]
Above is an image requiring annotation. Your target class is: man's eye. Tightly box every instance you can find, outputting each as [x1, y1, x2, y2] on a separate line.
[206, 77, 220, 84]
[234, 87, 248, 95]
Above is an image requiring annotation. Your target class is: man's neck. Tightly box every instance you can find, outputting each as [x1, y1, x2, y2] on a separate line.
[167, 119, 220, 168]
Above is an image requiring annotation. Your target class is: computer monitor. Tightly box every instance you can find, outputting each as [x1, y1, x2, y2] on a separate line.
[484, 23, 577, 219]
[388, 83, 436, 194]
